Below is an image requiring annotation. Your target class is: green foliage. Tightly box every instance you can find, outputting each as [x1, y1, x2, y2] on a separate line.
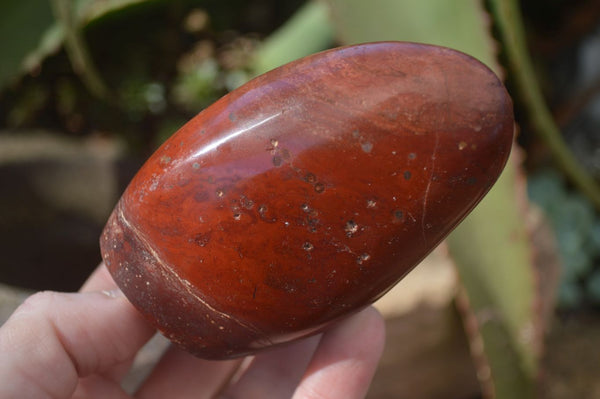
[448, 160, 537, 398]
[51, 0, 108, 98]
[0, 0, 56, 88]
[528, 169, 600, 308]
[251, 1, 334, 75]
[325, 1, 540, 397]
[488, 0, 600, 210]
[328, 0, 499, 74]
[172, 59, 221, 112]
[0, 0, 164, 91]
[585, 269, 600, 305]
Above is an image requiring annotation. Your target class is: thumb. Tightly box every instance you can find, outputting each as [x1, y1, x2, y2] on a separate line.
[0, 289, 155, 398]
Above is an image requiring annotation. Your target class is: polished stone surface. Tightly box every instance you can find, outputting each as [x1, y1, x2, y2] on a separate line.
[101, 42, 514, 359]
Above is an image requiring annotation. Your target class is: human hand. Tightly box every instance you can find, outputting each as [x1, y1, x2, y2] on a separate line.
[0, 263, 385, 398]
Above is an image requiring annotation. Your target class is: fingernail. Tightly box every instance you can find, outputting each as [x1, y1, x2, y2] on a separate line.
[101, 289, 124, 298]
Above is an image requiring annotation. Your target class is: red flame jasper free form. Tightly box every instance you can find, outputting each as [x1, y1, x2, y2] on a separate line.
[100, 42, 514, 359]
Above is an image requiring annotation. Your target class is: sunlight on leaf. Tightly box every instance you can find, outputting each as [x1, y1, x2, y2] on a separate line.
[252, 1, 334, 76]
[327, 0, 500, 75]
[447, 155, 538, 399]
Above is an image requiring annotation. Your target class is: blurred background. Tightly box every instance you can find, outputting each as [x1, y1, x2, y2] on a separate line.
[1, 0, 600, 397]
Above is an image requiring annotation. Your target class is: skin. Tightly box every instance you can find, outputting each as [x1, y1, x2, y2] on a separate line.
[0, 263, 385, 399]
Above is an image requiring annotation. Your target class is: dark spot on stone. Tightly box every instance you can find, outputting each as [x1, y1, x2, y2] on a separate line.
[229, 112, 236, 122]
[393, 209, 404, 222]
[314, 183, 325, 193]
[194, 191, 209, 202]
[240, 196, 254, 209]
[177, 177, 191, 187]
[404, 170, 412, 180]
[356, 253, 371, 264]
[307, 217, 320, 232]
[258, 204, 277, 223]
[305, 173, 317, 184]
[467, 176, 478, 185]
[272, 155, 283, 167]
[361, 141, 373, 153]
[192, 232, 211, 247]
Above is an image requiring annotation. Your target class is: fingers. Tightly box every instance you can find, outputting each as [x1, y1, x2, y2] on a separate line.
[217, 334, 322, 399]
[135, 333, 320, 398]
[0, 289, 155, 399]
[135, 346, 242, 399]
[80, 262, 118, 293]
[292, 306, 385, 399]
[72, 375, 132, 399]
[208, 307, 384, 399]
[77, 262, 143, 383]
[3, 262, 384, 399]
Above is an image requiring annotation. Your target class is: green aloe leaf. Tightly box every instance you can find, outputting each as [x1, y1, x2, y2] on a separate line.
[75, 0, 160, 24]
[0, 0, 57, 88]
[51, 0, 108, 98]
[251, 0, 334, 76]
[327, 1, 540, 397]
[488, 0, 600, 210]
[0, 0, 159, 91]
[327, 0, 500, 74]
[447, 156, 538, 398]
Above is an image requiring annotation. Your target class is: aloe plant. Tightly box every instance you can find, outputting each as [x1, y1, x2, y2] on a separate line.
[322, 1, 542, 397]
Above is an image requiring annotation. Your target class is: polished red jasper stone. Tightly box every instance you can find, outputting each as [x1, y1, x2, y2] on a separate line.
[100, 42, 514, 359]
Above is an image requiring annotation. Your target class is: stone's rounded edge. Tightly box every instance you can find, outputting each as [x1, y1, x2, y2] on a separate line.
[99, 202, 272, 359]
[251, 41, 505, 93]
